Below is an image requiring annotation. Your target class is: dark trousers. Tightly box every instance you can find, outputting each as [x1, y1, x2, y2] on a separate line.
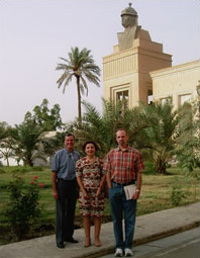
[56, 179, 78, 243]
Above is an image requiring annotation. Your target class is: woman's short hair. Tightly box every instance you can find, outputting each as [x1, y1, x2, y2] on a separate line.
[82, 141, 99, 153]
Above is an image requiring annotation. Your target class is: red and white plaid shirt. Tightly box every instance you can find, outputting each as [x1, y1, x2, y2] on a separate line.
[104, 146, 144, 184]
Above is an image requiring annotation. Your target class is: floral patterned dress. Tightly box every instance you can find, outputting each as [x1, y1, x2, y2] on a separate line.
[76, 157, 106, 217]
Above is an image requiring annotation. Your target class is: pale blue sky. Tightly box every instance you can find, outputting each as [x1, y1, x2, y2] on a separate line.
[1, 0, 199, 126]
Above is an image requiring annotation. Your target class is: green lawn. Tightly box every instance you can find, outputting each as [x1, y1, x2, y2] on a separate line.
[0, 166, 199, 244]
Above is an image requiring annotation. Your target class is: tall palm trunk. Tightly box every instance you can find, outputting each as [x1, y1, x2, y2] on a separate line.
[76, 76, 82, 124]
[154, 155, 167, 174]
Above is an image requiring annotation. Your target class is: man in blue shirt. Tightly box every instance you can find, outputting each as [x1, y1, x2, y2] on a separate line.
[51, 133, 80, 248]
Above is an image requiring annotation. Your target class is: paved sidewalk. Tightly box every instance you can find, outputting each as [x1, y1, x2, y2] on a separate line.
[0, 202, 199, 258]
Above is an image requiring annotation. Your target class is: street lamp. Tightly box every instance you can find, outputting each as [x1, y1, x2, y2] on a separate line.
[196, 80, 200, 97]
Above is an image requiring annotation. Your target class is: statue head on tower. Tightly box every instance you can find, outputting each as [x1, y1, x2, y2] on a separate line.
[121, 3, 138, 29]
[117, 3, 139, 51]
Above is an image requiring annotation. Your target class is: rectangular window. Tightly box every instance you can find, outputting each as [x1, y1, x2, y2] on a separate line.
[148, 89, 153, 105]
[179, 94, 191, 106]
[116, 90, 129, 108]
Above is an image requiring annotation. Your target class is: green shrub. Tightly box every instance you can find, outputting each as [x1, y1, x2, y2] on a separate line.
[143, 161, 156, 175]
[170, 184, 185, 206]
[6, 176, 44, 240]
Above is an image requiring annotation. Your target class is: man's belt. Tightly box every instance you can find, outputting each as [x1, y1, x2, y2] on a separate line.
[112, 180, 135, 186]
[58, 178, 76, 182]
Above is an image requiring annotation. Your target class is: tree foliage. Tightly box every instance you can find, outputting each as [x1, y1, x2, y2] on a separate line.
[72, 99, 146, 156]
[72, 99, 180, 174]
[15, 112, 44, 166]
[137, 100, 179, 173]
[0, 122, 17, 166]
[56, 47, 101, 123]
[33, 98, 63, 131]
[0, 99, 63, 166]
[1, 95, 199, 174]
[175, 101, 200, 171]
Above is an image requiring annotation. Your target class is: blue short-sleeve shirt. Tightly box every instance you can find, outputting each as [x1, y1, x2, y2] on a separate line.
[51, 148, 80, 180]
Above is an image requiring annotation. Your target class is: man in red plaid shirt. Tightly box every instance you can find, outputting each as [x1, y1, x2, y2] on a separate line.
[104, 129, 144, 257]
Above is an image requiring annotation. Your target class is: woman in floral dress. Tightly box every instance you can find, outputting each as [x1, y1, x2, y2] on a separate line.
[76, 141, 106, 248]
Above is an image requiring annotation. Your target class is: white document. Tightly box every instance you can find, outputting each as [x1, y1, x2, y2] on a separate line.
[124, 184, 136, 200]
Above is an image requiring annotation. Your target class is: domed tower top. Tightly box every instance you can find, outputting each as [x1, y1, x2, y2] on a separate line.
[121, 3, 138, 17]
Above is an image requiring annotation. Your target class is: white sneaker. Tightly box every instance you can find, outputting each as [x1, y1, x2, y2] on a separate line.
[125, 248, 133, 257]
[115, 248, 123, 257]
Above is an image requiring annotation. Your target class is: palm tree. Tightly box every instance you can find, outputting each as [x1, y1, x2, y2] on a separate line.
[138, 100, 179, 174]
[72, 99, 146, 157]
[15, 112, 45, 166]
[56, 47, 101, 123]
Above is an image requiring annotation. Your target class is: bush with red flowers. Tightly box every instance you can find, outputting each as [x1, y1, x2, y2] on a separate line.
[6, 176, 44, 240]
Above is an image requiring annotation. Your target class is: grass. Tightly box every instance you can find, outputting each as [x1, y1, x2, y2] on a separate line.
[0, 165, 199, 245]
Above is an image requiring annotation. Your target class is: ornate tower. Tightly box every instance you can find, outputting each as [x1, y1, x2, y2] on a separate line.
[103, 3, 172, 107]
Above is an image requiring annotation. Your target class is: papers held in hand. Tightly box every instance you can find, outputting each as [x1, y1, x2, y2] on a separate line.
[124, 184, 136, 200]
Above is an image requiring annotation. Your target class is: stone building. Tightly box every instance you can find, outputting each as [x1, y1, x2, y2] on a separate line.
[103, 3, 200, 108]
[151, 60, 199, 109]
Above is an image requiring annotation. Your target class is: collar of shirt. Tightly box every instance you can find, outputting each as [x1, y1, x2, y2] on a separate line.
[116, 145, 129, 152]
[64, 148, 74, 154]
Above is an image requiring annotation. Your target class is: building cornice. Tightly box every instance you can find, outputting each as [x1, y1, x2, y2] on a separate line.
[150, 59, 200, 78]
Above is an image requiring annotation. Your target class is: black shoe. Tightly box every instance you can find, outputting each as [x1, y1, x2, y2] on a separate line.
[57, 242, 64, 248]
[64, 237, 78, 243]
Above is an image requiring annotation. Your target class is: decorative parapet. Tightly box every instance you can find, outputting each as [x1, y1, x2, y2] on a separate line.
[103, 50, 137, 80]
